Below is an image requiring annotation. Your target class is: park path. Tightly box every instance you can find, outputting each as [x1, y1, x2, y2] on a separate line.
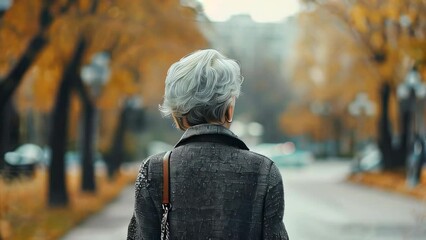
[61, 160, 426, 240]
[60, 185, 134, 240]
[282, 160, 426, 240]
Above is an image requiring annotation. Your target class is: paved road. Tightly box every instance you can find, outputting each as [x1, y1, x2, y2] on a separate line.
[61, 186, 135, 240]
[282, 160, 426, 240]
[62, 160, 426, 240]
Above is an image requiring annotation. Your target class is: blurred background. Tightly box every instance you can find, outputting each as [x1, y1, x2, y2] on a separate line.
[0, 0, 426, 239]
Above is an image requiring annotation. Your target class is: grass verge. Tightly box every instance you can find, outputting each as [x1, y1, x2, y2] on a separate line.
[0, 166, 138, 240]
[348, 168, 426, 201]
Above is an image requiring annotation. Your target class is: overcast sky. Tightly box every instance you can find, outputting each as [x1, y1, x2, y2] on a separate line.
[198, 0, 301, 22]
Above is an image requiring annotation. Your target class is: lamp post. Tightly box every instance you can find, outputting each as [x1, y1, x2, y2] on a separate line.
[368, 6, 424, 170]
[106, 96, 144, 179]
[397, 67, 426, 187]
[125, 96, 145, 132]
[310, 102, 331, 157]
[79, 52, 110, 191]
[81, 52, 111, 97]
[348, 92, 375, 172]
[0, 0, 13, 13]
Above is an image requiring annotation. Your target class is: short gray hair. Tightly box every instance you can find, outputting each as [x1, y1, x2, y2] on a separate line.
[159, 49, 242, 128]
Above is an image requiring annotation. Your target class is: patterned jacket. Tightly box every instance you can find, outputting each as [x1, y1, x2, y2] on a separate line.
[127, 124, 289, 240]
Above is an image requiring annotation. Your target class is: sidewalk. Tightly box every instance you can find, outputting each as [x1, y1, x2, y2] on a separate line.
[282, 161, 426, 239]
[61, 185, 134, 240]
[61, 162, 426, 240]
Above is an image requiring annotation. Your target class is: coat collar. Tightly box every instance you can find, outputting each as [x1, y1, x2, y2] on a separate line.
[174, 124, 249, 150]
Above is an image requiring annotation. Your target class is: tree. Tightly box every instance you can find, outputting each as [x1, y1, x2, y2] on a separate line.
[0, 0, 74, 170]
[281, 7, 379, 156]
[49, 38, 86, 206]
[2, 0, 206, 206]
[46, 0, 206, 205]
[283, 0, 426, 164]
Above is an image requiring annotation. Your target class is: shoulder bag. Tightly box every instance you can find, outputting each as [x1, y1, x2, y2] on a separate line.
[161, 151, 172, 240]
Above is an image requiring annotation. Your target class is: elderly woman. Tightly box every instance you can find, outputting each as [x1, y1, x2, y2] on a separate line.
[127, 49, 289, 240]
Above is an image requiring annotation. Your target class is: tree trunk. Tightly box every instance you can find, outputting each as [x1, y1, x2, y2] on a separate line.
[398, 101, 413, 168]
[75, 0, 100, 192]
[0, 35, 47, 110]
[72, 52, 97, 192]
[48, 72, 72, 207]
[48, 39, 86, 207]
[0, 102, 10, 171]
[332, 116, 343, 156]
[75, 71, 96, 192]
[0, 0, 52, 138]
[80, 96, 96, 192]
[106, 104, 129, 179]
[378, 82, 396, 169]
[0, 100, 20, 172]
[74, 66, 96, 192]
[0, 36, 46, 170]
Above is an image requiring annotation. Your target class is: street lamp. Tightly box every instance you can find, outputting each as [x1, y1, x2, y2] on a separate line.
[399, 14, 411, 29]
[310, 101, 332, 157]
[0, 0, 13, 12]
[125, 96, 145, 132]
[106, 96, 144, 179]
[81, 52, 111, 98]
[397, 67, 426, 187]
[79, 52, 110, 191]
[348, 92, 375, 172]
[80, 51, 111, 145]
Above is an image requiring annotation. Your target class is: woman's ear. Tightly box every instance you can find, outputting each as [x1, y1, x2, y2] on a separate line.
[172, 115, 188, 131]
[226, 103, 235, 123]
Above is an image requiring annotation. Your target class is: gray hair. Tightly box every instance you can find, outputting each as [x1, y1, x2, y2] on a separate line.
[159, 49, 242, 128]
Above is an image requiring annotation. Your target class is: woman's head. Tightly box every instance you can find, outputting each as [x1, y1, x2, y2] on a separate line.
[160, 49, 243, 130]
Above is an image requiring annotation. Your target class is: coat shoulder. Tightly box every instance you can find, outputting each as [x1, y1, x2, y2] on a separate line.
[134, 152, 165, 197]
[243, 149, 275, 166]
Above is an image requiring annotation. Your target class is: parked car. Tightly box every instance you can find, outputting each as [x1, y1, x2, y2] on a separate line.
[4, 143, 44, 178]
[357, 143, 382, 171]
[147, 141, 173, 156]
[251, 142, 314, 167]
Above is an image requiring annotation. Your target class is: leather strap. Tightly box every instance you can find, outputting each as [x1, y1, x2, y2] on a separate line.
[162, 151, 172, 204]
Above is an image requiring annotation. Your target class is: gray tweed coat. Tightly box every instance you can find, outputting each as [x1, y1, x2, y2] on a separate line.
[127, 124, 289, 240]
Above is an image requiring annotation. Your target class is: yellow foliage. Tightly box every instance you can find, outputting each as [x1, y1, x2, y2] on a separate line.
[369, 11, 382, 26]
[0, 167, 137, 240]
[370, 32, 384, 50]
[97, 88, 121, 110]
[77, 0, 92, 12]
[348, 169, 426, 201]
[282, 0, 426, 140]
[2, 0, 41, 36]
[2, 0, 207, 151]
[97, 109, 120, 152]
[384, 4, 400, 21]
[5, 0, 206, 113]
[350, 5, 369, 33]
